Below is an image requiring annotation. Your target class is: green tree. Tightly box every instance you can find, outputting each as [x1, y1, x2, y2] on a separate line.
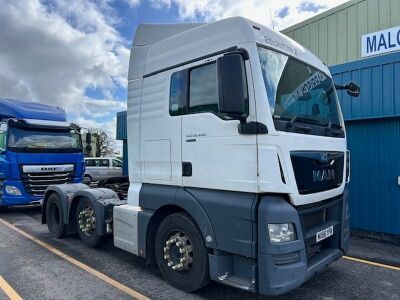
[92, 129, 114, 157]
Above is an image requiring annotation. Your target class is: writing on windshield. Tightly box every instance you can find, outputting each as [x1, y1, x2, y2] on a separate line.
[283, 72, 327, 110]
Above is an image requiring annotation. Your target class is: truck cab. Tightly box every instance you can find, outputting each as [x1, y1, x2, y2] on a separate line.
[42, 17, 359, 296]
[0, 98, 85, 207]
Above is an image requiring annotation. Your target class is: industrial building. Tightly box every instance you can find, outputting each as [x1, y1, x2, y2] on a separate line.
[117, 0, 400, 235]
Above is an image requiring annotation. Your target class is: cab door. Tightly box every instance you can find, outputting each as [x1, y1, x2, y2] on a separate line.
[181, 53, 258, 193]
[139, 67, 183, 186]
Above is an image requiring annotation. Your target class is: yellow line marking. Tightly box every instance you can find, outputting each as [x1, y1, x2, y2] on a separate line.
[0, 218, 149, 300]
[0, 276, 23, 300]
[343, 256, 400, 271]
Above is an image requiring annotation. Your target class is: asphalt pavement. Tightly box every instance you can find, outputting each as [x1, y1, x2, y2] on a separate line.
[0, 205, 399, 300]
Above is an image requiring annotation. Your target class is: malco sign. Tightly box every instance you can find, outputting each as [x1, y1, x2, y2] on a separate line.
[362, 26, 400, 58]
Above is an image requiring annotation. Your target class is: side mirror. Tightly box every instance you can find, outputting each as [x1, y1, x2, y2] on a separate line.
[217, 53, 248, 121]
[86, 144, 92, 153]
[85, 132, 92, 144]
[335, 81, 360, 98]
[346, 82, 360, 97]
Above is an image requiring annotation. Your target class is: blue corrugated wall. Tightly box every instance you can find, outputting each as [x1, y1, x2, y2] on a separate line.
[331, 52, 400, 121]
[116, 111, 127, 140]
[331, 51, 400, 235]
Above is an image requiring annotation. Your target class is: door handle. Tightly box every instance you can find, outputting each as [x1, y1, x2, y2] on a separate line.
[182, 162, 192, 177]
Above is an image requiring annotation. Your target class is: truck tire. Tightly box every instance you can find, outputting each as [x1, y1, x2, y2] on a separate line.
[155, 212, 210, 292]
[0, 205, 8, 212]
[46, 193, 66, 238]
[76, 197, 104, 247]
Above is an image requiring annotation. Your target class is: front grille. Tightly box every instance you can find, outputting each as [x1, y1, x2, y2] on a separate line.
[21, 170, 74, 197]
[298, 197, 342, 263]
[291, 151, 344, 194]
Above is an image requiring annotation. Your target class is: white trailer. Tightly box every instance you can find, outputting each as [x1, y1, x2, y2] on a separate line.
[42, 17, 359, 296]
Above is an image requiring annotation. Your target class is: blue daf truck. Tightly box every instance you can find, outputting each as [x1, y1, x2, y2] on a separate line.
[0, 98, 86, 209]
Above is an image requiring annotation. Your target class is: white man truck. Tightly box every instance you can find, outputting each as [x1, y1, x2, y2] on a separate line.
[42, 17, 359, 296]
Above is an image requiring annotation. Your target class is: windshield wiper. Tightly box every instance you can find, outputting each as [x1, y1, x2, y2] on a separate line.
[281, 115, 312, 133]
[278, 115, 327, 127]
[325, 122, 343, 136]
[276, 115, 345, 136]
[328, 122, 342, 129]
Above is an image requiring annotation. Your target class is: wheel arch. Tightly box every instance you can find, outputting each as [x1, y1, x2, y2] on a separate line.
[42, 183, 90, 225]
[139, 185, 217, 264]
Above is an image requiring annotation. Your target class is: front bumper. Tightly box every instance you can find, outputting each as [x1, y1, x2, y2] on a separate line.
[257, 190, 350, 296]
[0, 180, 41, 206]
[0, 178, 83, 207]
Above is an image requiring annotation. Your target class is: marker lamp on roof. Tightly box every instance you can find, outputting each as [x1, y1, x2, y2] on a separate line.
[268, 223, 296, 243]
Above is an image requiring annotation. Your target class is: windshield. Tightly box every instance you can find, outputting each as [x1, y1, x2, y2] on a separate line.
[8, 126, 82, 152]
[258, 46, 343, 137]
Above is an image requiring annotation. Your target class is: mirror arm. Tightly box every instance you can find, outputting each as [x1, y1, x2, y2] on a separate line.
[334, 84, 348, 90]
[238, 121, 268, 135]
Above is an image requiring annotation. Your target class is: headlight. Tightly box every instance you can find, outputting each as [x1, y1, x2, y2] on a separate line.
[268, 223, 297, 243]
[5, 185, 22, 196]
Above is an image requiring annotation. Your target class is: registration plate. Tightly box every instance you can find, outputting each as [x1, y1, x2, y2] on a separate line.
[316, 226, 333, 242]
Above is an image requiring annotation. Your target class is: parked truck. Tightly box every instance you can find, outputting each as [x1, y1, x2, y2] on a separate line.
[0, 98, 87, 209]
[41, 17, 360, 296]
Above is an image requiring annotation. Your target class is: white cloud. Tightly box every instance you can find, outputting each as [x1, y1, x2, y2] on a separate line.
[83, 98, 127, 118]
[151, 0, 348, 30]
[0, 0, 129, 122]
[124, 0, 141, 7]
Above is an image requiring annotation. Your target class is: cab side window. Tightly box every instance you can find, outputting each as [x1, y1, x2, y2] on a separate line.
[189, 63, 218, 114]
[169, 71, 184, 116]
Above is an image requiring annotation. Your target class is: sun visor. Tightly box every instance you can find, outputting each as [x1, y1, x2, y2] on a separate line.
[8, 118, 78, 130]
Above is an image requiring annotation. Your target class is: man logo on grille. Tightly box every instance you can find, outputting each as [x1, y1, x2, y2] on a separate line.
[313, 169, 335, 183]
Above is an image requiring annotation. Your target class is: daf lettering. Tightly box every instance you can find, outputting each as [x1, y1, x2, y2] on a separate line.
[41, 167, 57, 171]
[313, 169, 336, 183]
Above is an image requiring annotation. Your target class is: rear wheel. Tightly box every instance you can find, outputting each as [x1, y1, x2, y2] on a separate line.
[76, 197, 104, 247]
[0, 205, 8, 212]
[46, 193, 66, 238]
[155, 212, 210, 292]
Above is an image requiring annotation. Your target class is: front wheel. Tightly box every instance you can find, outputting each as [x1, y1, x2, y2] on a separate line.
[155, 212, 210, 292]
[76, 197, 104, 247]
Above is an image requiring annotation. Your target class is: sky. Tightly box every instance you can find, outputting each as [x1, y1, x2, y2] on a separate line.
[0, 0, 349, 152]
